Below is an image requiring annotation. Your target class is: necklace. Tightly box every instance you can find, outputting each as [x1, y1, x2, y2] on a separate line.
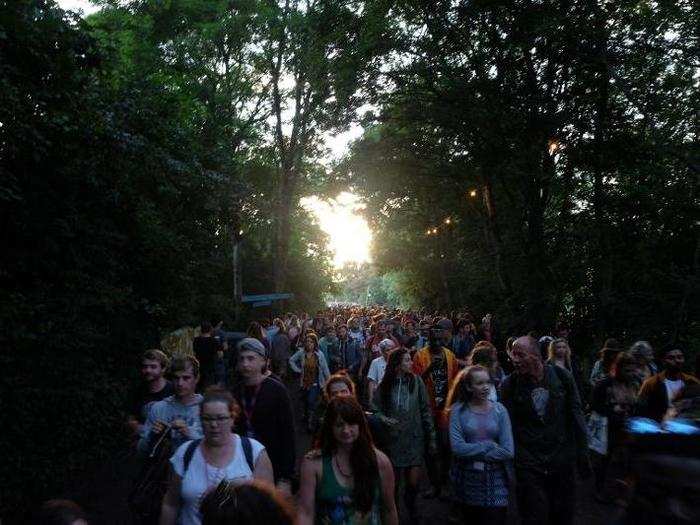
[333, 454, 352, 478]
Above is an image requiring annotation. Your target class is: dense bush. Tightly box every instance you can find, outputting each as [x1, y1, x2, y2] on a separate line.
[0, 2, 332, 519]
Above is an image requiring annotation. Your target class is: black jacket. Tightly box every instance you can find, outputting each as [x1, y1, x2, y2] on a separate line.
[501, 365, 588, 472]
[233, 376, 296, 481]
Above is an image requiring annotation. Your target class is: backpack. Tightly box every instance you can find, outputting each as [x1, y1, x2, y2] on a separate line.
[129, 434, 255, 524]
[182, 434, 255, 475]
[128, 429, 174, 524]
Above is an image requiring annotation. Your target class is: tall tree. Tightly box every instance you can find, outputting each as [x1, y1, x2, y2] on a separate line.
[261, 0, 392, 291]
[345, 0, 698, 343]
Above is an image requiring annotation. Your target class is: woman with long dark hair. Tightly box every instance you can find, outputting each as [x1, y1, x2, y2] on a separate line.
[446, 365, 514, 525]
[373, 348, 435, 522]
[590, 338, 622, 386]
[297, 397, 398, 525]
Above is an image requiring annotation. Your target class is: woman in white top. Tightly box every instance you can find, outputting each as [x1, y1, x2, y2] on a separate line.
[159, 387, 274, 525]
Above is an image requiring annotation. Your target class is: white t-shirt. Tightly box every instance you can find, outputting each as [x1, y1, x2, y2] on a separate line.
[367, 356, 387, 384]
[170, 435, 265, 525]
[664, 378, 684, 406]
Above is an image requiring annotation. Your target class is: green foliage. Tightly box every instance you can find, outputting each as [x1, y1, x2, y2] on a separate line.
[0, 0, 333, 518]
[343, 0, 699, 349]
[1, 0, 697, 518]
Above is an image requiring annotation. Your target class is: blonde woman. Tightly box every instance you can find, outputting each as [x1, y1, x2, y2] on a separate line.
[548, 337, 585, 397]
[547, 338, 572, 370]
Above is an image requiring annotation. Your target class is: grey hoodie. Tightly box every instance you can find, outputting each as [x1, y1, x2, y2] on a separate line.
[137, 394, 203, 453]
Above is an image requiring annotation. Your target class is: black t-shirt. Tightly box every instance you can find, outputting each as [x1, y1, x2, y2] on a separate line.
[128, 381, 175, 424]
[430, 355, 449, 410]
[233, 376, 296, 481]
[193, 336, 222, 375]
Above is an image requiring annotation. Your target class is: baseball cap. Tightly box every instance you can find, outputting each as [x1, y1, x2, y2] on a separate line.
[379, 338, 397, 352]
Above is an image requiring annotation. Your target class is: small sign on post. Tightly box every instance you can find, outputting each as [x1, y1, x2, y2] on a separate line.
[251, 300, 272, 308]
[241, 293, 294, 303]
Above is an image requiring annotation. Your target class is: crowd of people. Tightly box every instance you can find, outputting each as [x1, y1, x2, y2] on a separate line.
[36, 306, 700, 525]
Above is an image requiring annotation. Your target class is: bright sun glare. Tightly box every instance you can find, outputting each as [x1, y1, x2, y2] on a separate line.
[301, 192, 372, 268]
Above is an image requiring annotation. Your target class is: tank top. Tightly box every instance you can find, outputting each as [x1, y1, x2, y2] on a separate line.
[315, 454, 381, 525]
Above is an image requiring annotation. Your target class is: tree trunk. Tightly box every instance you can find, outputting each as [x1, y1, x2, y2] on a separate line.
[273, 167, 294, 292]
[591, 0, 612, 337]
[482, 177, 512, 297]
[232, 215, 243, 321]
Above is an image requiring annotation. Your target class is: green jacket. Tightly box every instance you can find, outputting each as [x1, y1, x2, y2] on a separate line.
[372, 374, 436, 468]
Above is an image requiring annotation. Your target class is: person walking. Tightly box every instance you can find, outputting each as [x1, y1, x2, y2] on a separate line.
[231, 338, 296, 494]
[636, 343, 699, 422]
[468, 342, 505, 401]
[447, 365, 514, 525]
[193, 322, 224, 391]
[289, 332, 331, 433]
[589, 338, 622, 387]
[500, 336, 590, 525]
[546, 338, 585, 399]
[452, 320, 476, 367]
[373, 348, 435, 522]
[159, 387, 273, 525]
[628, 340, 658, 386]
[319, 325, 343, 374]
[412, 325, 459, 498]
[590, 352, 639, 503]
[367, 338, 397, 404]
[138, 356, 204, 454]
[269, 318, 292, 382]
[126, 349, 174, 445]
[297, 396, 398, 525]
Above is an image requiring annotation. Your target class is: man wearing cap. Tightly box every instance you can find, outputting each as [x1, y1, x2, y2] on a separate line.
[367, 338, 397, 403]
[636, 343, 699, 422]
[412, 320, 458, 498]
[231, 337, 296, 493]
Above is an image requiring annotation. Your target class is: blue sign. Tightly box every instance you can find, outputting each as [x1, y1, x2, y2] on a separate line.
[241, 293, 294, 303]
[252, 300, 272, 307]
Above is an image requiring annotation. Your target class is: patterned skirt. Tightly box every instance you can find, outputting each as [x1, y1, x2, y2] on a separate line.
[449, 458, 509, 507]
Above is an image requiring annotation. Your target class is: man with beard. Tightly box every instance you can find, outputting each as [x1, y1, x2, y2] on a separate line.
[232, 337, 296, 494]
[412, 324, 458, 498]
[500, 336, 590, 525]
[138, 355, 203, 454]
[126, 349, 174, 445]
[636, 343, 699, 422]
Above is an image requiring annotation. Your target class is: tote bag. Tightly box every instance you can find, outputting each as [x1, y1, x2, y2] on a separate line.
[587, 411, 608, 455]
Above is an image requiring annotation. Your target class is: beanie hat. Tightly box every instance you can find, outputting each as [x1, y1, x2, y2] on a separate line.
[237, 337, 267, 358]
